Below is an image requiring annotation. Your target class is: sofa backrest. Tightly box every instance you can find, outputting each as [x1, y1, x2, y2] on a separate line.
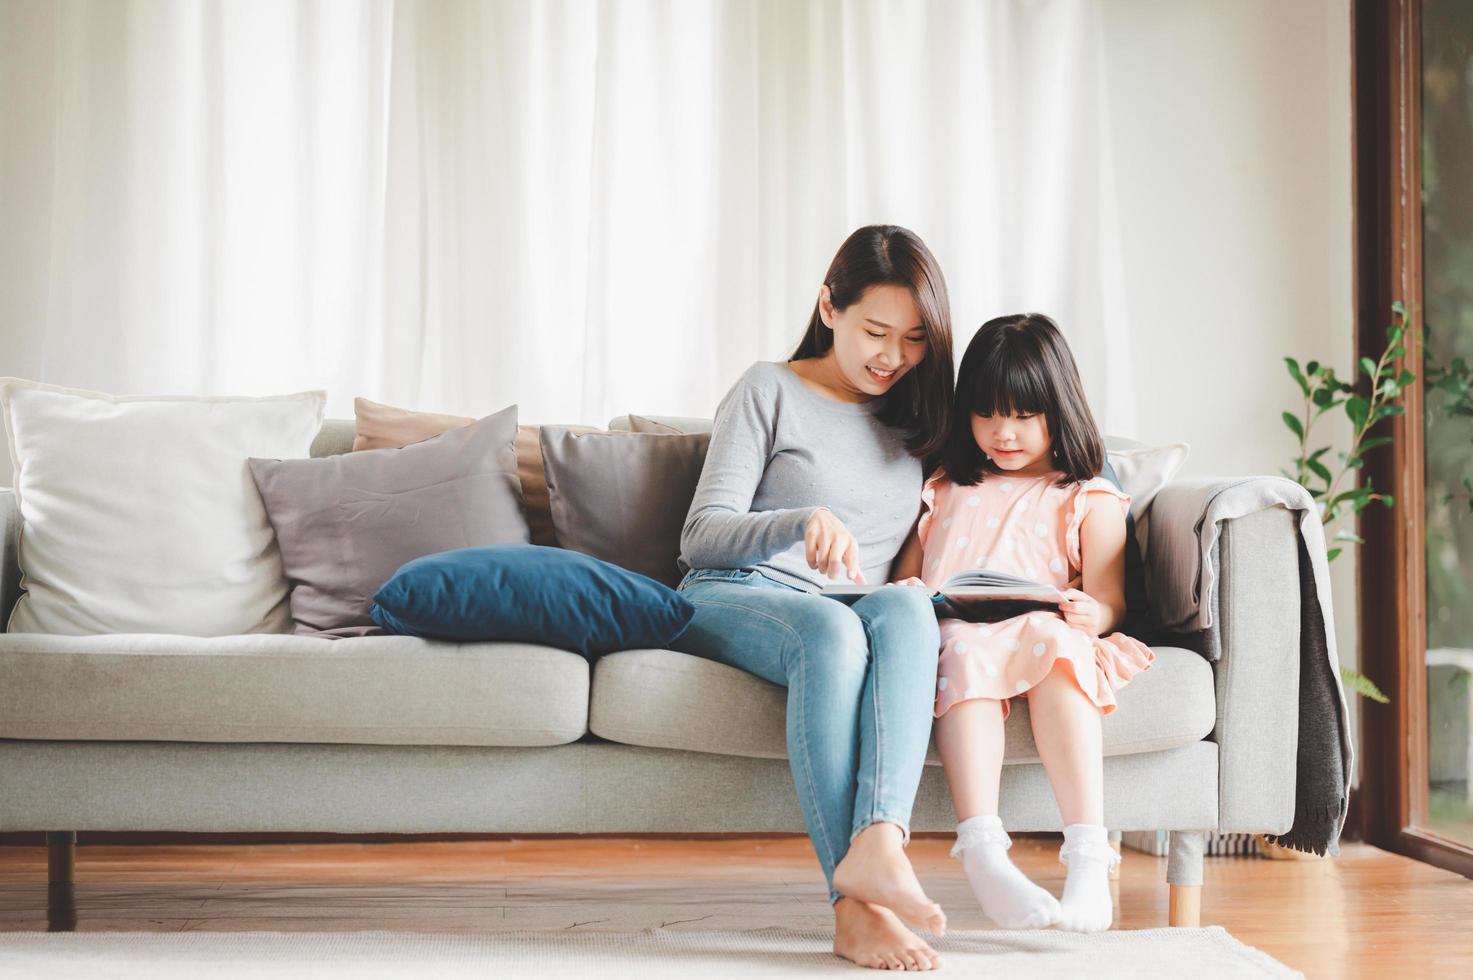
[0, 416, 1171, 633]
[311, 419, 357, 458]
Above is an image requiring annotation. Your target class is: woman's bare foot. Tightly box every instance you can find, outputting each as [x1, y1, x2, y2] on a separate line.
[832, 823, 947, 936]
[833, 896, 943, 971]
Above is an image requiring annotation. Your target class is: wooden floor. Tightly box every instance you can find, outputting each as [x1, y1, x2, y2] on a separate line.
[0, 836, 1470, 977]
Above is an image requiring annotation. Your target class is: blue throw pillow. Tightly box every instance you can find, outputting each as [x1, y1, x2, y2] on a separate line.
[370, 545, 696, 658]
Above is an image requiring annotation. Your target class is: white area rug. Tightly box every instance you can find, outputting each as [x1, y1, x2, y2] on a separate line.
[0, 926, 1299, 979]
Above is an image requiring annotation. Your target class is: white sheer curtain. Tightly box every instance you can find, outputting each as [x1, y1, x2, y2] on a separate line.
[0, 0, 1134, 467]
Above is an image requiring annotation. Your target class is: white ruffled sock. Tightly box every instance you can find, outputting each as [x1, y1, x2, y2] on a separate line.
[1057, 823, 1118, 932]
[952, 815, 1061, 929]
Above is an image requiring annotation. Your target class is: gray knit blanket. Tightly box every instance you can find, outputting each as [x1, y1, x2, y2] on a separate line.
[1146, 476, 1353, 856]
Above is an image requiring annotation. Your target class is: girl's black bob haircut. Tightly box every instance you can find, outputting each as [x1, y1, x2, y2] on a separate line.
[940, 312, 1105, 488]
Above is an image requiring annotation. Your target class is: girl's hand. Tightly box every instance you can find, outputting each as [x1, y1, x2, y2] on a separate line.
[889, 576, 930, 589]
[1058, 588, 1108, 637]
[805, 507, 865, 583]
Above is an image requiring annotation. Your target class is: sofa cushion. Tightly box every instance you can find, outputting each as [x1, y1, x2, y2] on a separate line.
[0, 632, 588, 746]
[0, 379, 325, 636]
[589, 645, 1215, 764]
[249, 406, 529, 636]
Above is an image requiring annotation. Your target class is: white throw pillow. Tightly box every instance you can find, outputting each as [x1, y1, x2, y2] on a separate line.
[0, 379, 325, 636]
[1103, 437, 1190, 557]
[1103, 437, 1190, 521]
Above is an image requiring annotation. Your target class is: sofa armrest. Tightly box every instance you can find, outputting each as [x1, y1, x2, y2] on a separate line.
[2, 488, 18, 631]
[1211, 505, 1301, 833]
[1145, 480, 1302, 835]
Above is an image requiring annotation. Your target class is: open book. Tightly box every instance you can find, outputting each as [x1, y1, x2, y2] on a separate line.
[821, 569, 1066, 623]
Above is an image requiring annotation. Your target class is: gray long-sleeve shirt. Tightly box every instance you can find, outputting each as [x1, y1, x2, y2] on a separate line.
[678, 361, 924, 591]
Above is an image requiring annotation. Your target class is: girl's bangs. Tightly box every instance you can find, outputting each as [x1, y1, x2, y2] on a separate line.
[965, 346, 1050, 417]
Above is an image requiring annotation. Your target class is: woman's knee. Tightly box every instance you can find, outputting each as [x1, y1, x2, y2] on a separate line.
[788, 599, 869, 675]
[855, 586, 940, 647]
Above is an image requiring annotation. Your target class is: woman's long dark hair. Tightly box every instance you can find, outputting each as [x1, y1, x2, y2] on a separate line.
[940, 313, 1104, 487]
[789, 225, 954, 460]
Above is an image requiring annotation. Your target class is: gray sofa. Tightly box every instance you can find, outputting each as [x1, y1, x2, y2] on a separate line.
[0, 420, 1304, 930]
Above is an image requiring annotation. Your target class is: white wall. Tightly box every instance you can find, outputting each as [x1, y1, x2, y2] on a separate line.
[1098, 0, 1360, 746]
[1100, 0, 1353, 479]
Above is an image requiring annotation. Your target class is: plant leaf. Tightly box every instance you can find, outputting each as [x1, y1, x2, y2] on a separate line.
[1285, 357, 1309, 396]
[1327, 546, 1343, 562]
[1341, 668, 1389, 703]
[1282, 411, 1305, 439]
[1346, 395, 1370, 429]
[1331, 485, 1373, 509]
[1361, 356, 1378, 379]
[1435, 376, 1464, 394]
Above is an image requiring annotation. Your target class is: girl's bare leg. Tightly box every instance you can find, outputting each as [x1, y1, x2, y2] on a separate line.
[936, 698, 1060, 929]
[1028, 663, 1117, 932]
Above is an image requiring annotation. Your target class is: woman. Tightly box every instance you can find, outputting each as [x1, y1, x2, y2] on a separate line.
[675, 225, 955, 972]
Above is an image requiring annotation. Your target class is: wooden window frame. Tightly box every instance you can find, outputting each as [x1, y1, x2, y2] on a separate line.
[1355, 0, 1473, 878]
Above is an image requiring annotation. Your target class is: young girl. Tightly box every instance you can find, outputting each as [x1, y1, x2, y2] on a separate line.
[891, 312, 1154, 933]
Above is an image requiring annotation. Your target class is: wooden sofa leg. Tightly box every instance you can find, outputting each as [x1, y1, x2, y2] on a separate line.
[1166, 830, 1205, 927]
[1169, 884, 1201, 927]
[46, 832, 77, 932]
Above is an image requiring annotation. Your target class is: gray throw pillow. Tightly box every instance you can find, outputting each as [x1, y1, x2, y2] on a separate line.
[539, 427, 710, 587]
[250, 405, 528, 636]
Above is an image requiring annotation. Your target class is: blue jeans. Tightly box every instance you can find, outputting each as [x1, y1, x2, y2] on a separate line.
[673, 568, 940, 904]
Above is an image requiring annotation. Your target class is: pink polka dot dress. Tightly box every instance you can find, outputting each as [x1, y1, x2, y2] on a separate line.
[919, 469, 1154, 719]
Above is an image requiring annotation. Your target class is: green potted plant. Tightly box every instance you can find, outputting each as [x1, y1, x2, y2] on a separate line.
[1282, 303, 1417, 704]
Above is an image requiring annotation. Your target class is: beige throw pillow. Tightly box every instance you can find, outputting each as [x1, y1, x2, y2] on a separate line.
[352, 396, 594, 548]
